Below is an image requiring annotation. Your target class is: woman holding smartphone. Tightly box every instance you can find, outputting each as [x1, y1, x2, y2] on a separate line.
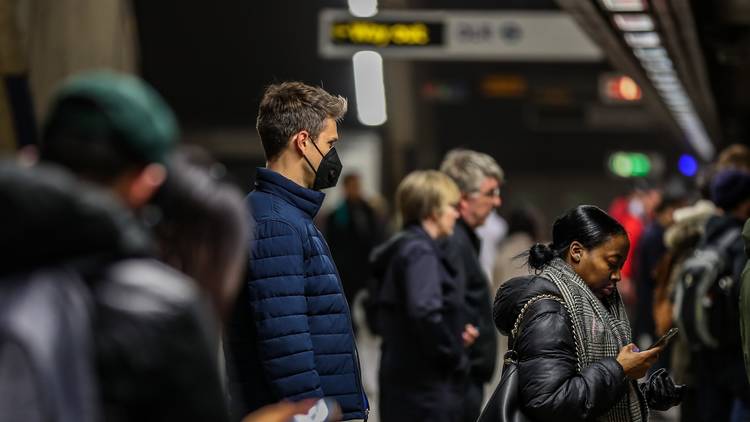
[493, 205, 684, 421]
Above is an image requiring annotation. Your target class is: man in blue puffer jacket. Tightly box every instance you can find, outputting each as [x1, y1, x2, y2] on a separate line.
[224, 82, 369, 421]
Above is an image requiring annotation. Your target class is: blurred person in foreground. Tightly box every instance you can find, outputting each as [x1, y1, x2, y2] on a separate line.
[440, 148, 503, 422]
[370, 170, 473, 422]
[493, 205, 683, 421]
[0, 71, 227, 421]
[151, 147, 248, 324]
[224, 82, 368, 422]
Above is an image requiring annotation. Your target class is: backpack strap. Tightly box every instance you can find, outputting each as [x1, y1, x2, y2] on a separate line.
[714, 227, 742, 253]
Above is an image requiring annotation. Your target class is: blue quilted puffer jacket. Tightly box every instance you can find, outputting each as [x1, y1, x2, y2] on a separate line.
[224, 168, 368, 421]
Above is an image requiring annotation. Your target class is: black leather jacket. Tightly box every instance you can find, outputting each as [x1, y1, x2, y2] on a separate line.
[0, 162, 227, 422]
[493, 275, 630, 421]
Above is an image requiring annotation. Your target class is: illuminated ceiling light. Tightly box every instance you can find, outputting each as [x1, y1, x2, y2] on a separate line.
[663, 97, 690, 108]
[662, 90, 688, 101]
[348, 0, 378, 18]
[614, 14, 655, 32]
[661, 86, 687, 97]
[678, 116, 715, 160]
[651, 73, 678, 84]
[656, 87, 680, 97]
[642, 58, 673, 72]
[664, 99, 690, 109]
[600, 0, 647, 12]
[647, 70, 679, 82]
[673, 110, 694, 120]
[634, 47, 668, 61]
[353, 51, 387, 126]
[667, 99, 692, 108]
[624, 32, 661, 48]
[647, 68, 676, 78]
[654, 80, 681, 92]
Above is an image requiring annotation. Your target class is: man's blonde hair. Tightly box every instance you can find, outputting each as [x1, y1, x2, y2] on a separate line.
[396, 170, 460, 226]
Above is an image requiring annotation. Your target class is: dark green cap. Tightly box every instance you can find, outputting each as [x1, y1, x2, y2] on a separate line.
[45, 70, 178, 163]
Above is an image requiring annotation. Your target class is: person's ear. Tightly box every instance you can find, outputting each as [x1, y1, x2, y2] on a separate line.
[292, 130, 310, 155]
[569, 241, 585, 264]
[120, 163, 167, 209]
[428, 207, 442, 222]
[457, 193, 470, 214]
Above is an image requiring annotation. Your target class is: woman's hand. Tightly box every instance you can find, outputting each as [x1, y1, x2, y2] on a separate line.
[616, 343, 660, 379]
[640, 368, 685, 411]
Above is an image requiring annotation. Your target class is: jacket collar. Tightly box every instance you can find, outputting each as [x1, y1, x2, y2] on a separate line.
[255, 167, 325, 218]
[455, 218, 481, 253]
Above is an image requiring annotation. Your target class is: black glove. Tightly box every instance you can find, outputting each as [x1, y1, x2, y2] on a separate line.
[639, 368, 686, 411]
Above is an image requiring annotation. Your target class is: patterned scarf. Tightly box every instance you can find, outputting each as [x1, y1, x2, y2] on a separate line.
[541, 258, 647, 422]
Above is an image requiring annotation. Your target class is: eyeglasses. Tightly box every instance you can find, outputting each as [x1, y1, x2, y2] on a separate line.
[472, 187, 501, 198]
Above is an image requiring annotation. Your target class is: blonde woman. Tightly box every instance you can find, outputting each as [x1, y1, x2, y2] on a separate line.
[370, 170, 478, 422]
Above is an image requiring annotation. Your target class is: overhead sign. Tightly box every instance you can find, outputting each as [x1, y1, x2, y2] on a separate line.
[319, 9, 603, 61]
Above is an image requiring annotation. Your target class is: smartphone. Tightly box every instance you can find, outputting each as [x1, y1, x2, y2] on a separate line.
[648, 327, 679, 350]
[292, 398, 340, 422]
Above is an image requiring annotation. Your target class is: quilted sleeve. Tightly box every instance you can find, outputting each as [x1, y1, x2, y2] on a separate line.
[246, 220, 324, 401]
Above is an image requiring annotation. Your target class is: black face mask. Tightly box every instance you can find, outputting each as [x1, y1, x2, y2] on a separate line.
[303, 140, 342, 190]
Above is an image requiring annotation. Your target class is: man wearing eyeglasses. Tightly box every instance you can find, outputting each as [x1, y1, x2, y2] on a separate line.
[440, 148, 504, 422]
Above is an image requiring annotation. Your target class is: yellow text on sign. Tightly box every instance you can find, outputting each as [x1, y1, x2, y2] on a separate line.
[331, 21, 431, 47]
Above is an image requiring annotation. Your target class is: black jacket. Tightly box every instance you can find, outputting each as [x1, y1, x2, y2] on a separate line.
[493, 275, 629, 421]
[703, 214, 747, 289]
[442, 219, 498, 384]
[325, 198, 382, 304]
[694, 214, 749, 395]
[0, 162, 227, 422]
[371, 226, 468, 385]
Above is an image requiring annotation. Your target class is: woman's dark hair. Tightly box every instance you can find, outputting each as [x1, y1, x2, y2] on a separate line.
[528, 205, 626, 270]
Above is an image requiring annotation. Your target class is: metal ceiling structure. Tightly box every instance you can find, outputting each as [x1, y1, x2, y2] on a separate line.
[556, 0, 720, 160]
